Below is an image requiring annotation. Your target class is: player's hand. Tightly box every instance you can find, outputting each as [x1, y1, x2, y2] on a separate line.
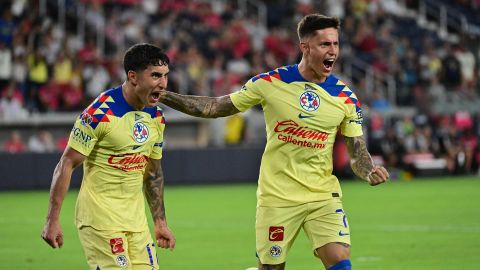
[41, 219, 64, 248]
[367, 165, 389, 186]
[154, 220, 176, 250]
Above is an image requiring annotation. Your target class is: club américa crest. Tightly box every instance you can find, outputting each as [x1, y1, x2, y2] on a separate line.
[269, 245, 282, 257]
[299, 91, 320, 112]
[80, 112, 93, 126]
[132, 122, 149, 143]
[115, 255, 128, 267]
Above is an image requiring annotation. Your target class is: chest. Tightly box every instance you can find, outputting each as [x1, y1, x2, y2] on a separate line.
[264, 83, 347, 130]
[99, 114, 161, 153]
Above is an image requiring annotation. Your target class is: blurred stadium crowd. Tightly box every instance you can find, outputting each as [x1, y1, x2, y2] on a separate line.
[0, 0, 479, 175]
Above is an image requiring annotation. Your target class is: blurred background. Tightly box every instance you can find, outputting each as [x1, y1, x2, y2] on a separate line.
[0, 0, 479, 189]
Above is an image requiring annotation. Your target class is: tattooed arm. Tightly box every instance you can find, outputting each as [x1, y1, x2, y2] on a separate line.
[160, 91, 240, 118]
[345, 136, 389, 186]
[144, 158, 175, 250]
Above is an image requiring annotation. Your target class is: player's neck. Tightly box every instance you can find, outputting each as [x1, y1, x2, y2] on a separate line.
[122, 82, 144, 111]
[298, 60, 327, 84]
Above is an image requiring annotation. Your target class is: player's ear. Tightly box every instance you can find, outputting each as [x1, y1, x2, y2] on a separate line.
[127, 70, 138, 85]
[299, 41, 309, 54]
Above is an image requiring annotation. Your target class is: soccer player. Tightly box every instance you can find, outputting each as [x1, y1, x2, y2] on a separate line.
[41, 43, 176, 269]
[159, 14, 389, 270]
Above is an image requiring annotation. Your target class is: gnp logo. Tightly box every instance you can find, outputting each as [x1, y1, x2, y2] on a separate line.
[299, 91, 320, 112]
[71, 127, 93, 146]
[269, 226, 284, 241]
[133, 122, 149, 143]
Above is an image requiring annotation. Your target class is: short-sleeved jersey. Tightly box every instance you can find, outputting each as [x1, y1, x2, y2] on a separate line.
[230, 64, 363, 207]
[68, 86, 166, 231]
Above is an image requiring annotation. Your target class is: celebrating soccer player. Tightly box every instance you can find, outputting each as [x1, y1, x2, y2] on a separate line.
[159, 14, 389, 270]
[41, 44, 176, 269]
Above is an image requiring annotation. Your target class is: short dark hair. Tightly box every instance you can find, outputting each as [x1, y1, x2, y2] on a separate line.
[297, 14, 340, 40]
[123, 43, 170, 75]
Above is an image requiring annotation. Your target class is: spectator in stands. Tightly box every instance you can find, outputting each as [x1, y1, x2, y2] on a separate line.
[3, 130, 25, 153]
[38, 80, 60, 112]
[0, 41, 12, 92]
[12, 53, 27, 96]
[0, 80, 28, 119]
[454, 44, 477, 94]
[440, 43, 462, 90]
[0, 9, 15, 47]
[52, 51, 73, 90]
[83, 58, 110, 102]
[419, 38, 442, 83]
[26, 47, 48, 112]
[55, 134, 69, 152]
[28, 130, 55, 153]
[380, 127, 405, 168]
[60, 64, 84, 111]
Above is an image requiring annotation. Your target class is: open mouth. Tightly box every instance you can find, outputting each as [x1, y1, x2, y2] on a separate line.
[149, 92, 161, 103]
[323, 59, 335, 71]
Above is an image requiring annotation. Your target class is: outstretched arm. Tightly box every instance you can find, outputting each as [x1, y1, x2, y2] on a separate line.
[144, 158, 175, 250]
[345, 136, 389, 186]
[42, 146, 86, 248]
[160, 91, 240, 118]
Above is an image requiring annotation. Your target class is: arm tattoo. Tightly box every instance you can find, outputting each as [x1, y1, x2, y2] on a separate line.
[345, 136, 374, 181]
[161, 92, 240, 118]
[144, 159, 166, 221]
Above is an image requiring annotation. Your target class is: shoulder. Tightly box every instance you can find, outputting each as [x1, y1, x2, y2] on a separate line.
[77, 86, 125, 130]
[248, 64, 306, 85]
[143, 106, 166, 124]
[321, 75, 362, 111]
[321, 75, 358, 97]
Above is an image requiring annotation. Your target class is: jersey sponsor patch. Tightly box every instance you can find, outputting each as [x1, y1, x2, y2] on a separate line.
[269, 226, 284, 241]
[274, 119, 329, 149]
[108, 153, 149, 172]
[299, 91, 320, 112]
[110, 238, 124, 254]
[71, 127, 93, 147]
[132, 122, 149, 143]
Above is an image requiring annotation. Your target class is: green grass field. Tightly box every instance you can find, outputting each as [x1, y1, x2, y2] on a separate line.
[1, 176, 479, 269]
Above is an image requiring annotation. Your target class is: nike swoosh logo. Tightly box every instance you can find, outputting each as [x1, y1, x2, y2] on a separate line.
[298, 113, 313, 119]
[339, 231, 350, 236]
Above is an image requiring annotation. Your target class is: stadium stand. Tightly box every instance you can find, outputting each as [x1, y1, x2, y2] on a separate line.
[0, 0, 478, 177]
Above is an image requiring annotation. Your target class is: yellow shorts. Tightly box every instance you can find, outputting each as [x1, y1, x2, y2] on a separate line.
[78, 226, 159, 270]
[255, 198, 351, 264]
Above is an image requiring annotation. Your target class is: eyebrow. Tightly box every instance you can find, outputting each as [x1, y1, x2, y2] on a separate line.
[320, 41, 339, 45]
[151, 71, 169, 77]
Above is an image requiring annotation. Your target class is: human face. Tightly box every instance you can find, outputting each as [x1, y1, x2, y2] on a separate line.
[300, 27, 339, 79]
[128, 64, 169, 109]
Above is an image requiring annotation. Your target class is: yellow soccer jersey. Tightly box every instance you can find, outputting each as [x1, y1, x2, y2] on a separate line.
[68, 86, 166, 231]
[230, 64, 363, 207]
